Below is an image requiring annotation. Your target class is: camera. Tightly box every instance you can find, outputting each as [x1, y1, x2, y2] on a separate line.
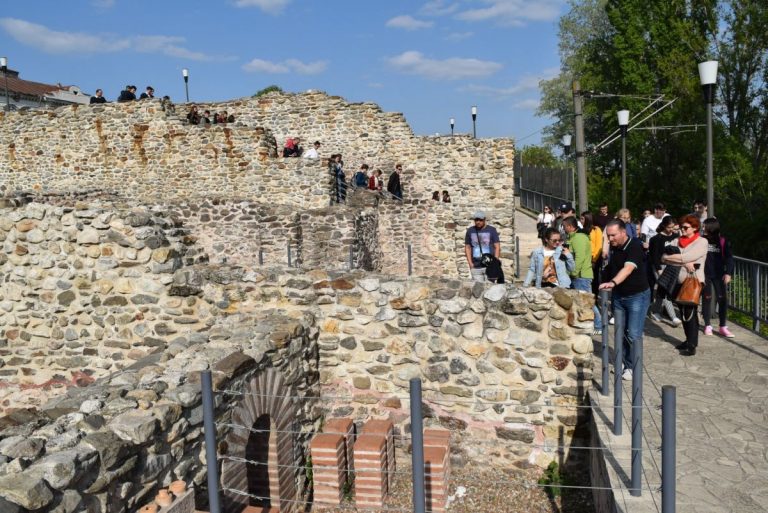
[480, 254, 494, 267]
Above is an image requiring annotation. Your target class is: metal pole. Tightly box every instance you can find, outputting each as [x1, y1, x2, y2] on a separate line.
[184, 78, 190, 103]
[752, 266, 760, 332]
[472, 117, 477, 138]
[514, 235, 520, 279]
[621, 131, 627, 209]
[201, 370, 222, 513]
[630, 333, 643, 496]
[613, 316, 623, 436]
[287, 243, 292, 267]
[706, 102, 714, 217]
[573, 80, 588, 213]
[600, 290, 610, 396]
[410, 378, 426, 513]
[3, 70, 9, 112]
[407, 243, 413, 276]
[661, 385, 676, 513]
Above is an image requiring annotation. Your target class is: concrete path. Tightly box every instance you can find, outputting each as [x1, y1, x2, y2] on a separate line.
[514, 207, 541, 283]
[515, 206, 768, 513]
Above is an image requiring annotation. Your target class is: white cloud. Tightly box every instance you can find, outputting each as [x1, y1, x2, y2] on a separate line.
[0, 17, 220, 61]
[420, 0, 460, 16]
[243, 58, 327, 75]
[386, 15, 434, 30]
[445, 31, 474, 41]
[462, 74, 545, 96]
[513, 98, 540, 110]
[234, 0, 291, 14]
[387, 51, 502, 80]
[456, 0, 562, 26]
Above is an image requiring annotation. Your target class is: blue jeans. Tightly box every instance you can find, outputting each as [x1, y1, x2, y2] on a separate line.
[612, 289, 651, 370]
[572, 278, 602, 330]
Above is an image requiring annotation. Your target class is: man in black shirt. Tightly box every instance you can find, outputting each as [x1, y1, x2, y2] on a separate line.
[599, 219, 650, 381]
[90, 89, 107, 104]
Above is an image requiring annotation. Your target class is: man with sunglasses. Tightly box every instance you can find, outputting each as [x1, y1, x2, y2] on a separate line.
[464, 211, 500, 282]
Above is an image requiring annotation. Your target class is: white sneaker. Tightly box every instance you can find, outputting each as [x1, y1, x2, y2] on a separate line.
[649, 312, 661, 322]
[670, 317, 682, 328]
[622, 369, 633, 381]
[609, 317, 615, 325]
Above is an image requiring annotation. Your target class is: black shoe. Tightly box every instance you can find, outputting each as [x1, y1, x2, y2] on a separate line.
[681, 346, 697, 356]
[676, 342, 690, 351]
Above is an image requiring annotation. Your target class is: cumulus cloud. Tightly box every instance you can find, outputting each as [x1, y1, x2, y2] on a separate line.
[242, 58, 328, 75]
[233, 0, 291, 14]
[386, 15, 434, 30]
[456, 0, 562, 26]
[0, 17, 221, 61]
[387, 51, 502, 80]
[461, 74, 546, 96]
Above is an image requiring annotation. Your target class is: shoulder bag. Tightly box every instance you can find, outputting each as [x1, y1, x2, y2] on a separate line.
[675, 271, 702, 306]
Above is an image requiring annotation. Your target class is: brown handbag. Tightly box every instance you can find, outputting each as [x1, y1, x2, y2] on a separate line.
[675, 272, 703, 306]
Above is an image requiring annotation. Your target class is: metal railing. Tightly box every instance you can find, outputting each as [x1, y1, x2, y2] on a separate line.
[517, 164, 575, 213]
[727, 256, 767, 332]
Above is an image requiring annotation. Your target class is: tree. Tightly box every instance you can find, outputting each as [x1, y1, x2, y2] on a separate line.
[253, 85, 283, 97]
[520, 144, 561, 168]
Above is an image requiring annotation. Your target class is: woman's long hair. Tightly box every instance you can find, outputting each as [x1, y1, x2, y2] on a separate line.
[703, 217, 721, 244]
[581, 211, 594, 233]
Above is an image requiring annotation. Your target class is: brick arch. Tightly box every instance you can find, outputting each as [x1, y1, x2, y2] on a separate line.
[221, 367, 298, 513]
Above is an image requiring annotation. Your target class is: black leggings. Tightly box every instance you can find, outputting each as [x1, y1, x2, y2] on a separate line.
[702, 277, 728, 327]
[680, 304, 699, 348]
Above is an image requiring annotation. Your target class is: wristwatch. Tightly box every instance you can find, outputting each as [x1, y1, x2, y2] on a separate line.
[610, 280, 617, 287]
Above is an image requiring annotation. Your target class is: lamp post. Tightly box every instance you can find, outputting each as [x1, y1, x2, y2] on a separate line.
[182, 68, 189, 102]
[450, 117, 455, 137]
[0, 57, 9, 112]
[471, 106, 477, 138]
[562, 134, 574, 206]
[698, 60, 718, 217]
[617, 109, 630, 209]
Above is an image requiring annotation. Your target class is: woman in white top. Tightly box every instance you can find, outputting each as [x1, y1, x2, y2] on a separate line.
[536, 205, 555, 238]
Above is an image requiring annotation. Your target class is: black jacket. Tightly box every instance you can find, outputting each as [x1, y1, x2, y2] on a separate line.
[89, 96, 107, 104]
[387, 171, 402, 198]
[648, 232, 678, 270]
[117, 90, 136, 102]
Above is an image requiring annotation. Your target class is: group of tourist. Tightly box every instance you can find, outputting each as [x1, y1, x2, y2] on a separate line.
[431, 191, 452, 203]
[329, 157, 404, 203]
[90, 86, 166, 104]
[186, 106, 236, 125]
[525, 200, 735, 378]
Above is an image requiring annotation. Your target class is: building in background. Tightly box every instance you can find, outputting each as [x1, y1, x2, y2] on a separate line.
[0, 67, 89, 110]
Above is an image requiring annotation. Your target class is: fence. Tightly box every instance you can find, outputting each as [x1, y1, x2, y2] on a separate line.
[727, 256, 767, 333]
[516, 163, 575, 214]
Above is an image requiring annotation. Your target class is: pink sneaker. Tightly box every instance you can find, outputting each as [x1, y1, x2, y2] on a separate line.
[719, 326, 735, 338]
[704, 325, 713, 336]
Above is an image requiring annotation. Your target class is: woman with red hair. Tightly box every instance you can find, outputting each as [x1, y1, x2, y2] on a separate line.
[661, 215, 708, 355]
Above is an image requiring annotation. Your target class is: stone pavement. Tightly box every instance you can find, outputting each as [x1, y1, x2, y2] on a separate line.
[515, 207, 768, 513]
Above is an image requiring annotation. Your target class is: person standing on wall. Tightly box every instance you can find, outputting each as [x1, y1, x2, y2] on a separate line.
[387, 164, 403, 200]
[90, 89, 107, 104]
[139, 86, 155, 100]
[599, 219, 651, 380]
[464, 211, 501, 283]
[563, 217, 603, 335]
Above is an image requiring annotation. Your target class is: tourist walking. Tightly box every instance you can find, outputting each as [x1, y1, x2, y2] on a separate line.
[303, 141, 321, 159]
[464, 211, 501, 283]
[536, 205, 555, 239]
[564, 217, 602, 334]
[368, 169, 383, 192]
[648, 216, 682, 326]
[599, 219, 651, 379]
[354, 165, 369, 188]
[523, 227, 574, 288]
[387, 164, 403, 200]
[702, 217, 735, 338]
[640, 203, 667, 241]
[595, 203, 611, 230]
[329, 154, 346, 203]
[661, 215, 708, 356]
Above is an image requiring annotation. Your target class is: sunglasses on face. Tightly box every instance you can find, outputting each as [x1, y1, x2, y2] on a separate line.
[681, 225, 692, 230]
[548, 238, 562, 244]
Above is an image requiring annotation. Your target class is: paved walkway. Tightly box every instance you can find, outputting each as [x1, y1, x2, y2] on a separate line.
[515, 207, 768, 513]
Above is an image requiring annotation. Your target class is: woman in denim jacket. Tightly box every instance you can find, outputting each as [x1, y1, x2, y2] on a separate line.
[524, 227, 576, 288]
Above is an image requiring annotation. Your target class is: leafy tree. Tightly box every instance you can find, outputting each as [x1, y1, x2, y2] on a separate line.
[520, 144, 561, 168]
[253, 85, 283, 97]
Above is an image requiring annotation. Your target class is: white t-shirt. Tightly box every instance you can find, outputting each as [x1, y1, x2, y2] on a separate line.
[640, 215, 664, 239]
[537, 213, 555, 225]
[303, 148, 319, 159]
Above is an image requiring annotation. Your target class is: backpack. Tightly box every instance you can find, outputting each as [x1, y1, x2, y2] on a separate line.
[354, 171, 367, 187]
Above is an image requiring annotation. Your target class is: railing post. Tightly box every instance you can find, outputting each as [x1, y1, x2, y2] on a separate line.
[600, 290, 610, 396]
[613, 316, 623, 436]
[630, 334, 643, 496]
[410, 378, 426, 513]
[514, 235, 520, 279]
[752, 265, 761, 332]
[662, 385, 676, 513]
[407, 243, 413, 276]
[201, 370, 221, 513]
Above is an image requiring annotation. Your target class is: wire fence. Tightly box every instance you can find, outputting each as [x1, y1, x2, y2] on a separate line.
[516, 163, 575, 214]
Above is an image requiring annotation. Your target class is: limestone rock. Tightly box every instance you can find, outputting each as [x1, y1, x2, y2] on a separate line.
[0, 471, 54, 510]
[109, 410, 158, 444]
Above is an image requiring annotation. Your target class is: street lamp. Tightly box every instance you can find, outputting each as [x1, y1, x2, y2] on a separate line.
[471, 106, 477, 138]
[182, 68, 189, 102]
[698, 60, 718, 217]
[0, 57, 9, 112]
[562, 134, 574, 206]
[450, 117, 455, 137]
[617, 109, 630, 209]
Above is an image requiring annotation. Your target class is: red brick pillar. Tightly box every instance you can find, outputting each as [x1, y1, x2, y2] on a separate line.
[324, 417, 356, 479]
[423, 427, 450, 513]
[310, 433, 345, 506]
[353, 434, 387, 509]
[360, 419, 395, 492]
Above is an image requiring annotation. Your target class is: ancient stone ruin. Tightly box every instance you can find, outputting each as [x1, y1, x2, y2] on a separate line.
[0, 92, 595, 512]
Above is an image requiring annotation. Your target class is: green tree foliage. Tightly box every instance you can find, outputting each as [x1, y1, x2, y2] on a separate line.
[520, 144, 561, 168]
[539, 0, 768, 259]
[253, 85, 283, 97]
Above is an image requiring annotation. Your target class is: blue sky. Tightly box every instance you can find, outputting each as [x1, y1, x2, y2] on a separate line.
[0, 0, 565, 143]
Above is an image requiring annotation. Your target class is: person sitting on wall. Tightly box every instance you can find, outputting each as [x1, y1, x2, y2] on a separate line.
[90, 89, 107, 104]
[292, 137, 304, 157]
[387, 164, 403, 200]
[200, 110, 211, 125]
[304, 141, 321, 159]
[227, 113, 236, 123]
[283, 138, 297, 157]
[139, 86, 155, 100]
[186, 106, 201, 125]
[432, 191, 440, 201]
[117, 85, 137, 103]
[442, 191, 452, 203]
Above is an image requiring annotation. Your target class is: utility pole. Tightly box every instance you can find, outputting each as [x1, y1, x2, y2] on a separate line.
[573, 81, 588, 213]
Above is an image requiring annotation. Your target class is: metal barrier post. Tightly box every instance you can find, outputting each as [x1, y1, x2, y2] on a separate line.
[600, 290, 610, 396]
[630, 335, 643, 496]
[613, 317, 623, 436]
[287, 243, 292, 267]
[662, 385, 676, 513]
[410, 378, 426, 513]
[515, 235, 520, 278]
[407, 243, 413, 276]
[752, 265, 761, 332]
[201, 370, 221, 513]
